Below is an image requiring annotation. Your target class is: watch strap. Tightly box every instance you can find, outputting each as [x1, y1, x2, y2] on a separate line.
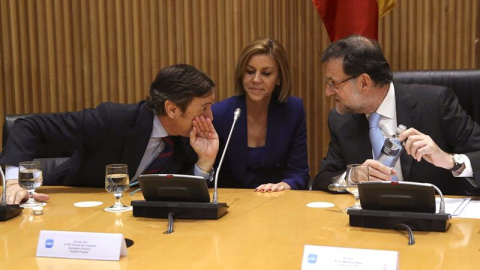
[449, 154, 464, 171]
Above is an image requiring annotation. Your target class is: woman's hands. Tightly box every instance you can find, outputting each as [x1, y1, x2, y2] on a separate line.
[255, 182, 291, 192]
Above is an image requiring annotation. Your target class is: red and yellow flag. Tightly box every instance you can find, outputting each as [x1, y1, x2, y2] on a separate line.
[312, 0, 396, 42]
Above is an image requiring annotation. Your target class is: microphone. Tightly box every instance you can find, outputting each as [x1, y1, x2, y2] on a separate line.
[1, 166, 23, 221]
[347, 181, 451, 236]
[212, 108, 241, 203]
[432, 185, 446, 214]
[131, 108, 241, 230]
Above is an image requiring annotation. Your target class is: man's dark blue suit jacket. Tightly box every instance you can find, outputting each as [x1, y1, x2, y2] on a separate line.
[0, 101, 196, 187]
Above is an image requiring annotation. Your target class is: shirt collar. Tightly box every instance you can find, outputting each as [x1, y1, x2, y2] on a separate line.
[366, 82, 396, 119]
[376, 82, 396, 118]
[152, 115, 169, 138]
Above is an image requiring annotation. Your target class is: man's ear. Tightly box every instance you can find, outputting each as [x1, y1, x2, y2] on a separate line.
[358, 73, 371, 91]
[164, 100, 177, 118]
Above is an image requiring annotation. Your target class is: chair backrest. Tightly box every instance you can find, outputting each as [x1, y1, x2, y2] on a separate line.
[2, 114, 72, 178]
[393, 69, 480, 125]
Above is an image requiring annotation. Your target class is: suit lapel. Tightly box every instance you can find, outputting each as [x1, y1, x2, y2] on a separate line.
[120, 104, 154, 180]
[262, 99, 280, 166]
[395, 83, 419, 180]
[226, 97, 248, 180]
[348, 114, 372, 163]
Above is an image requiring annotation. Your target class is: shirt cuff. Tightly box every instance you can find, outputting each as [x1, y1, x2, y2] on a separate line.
[5, 165, 19, 181]
[452, 154, 473, 177]
[194, 164, 214, 181]
[327, 172, 347, 192]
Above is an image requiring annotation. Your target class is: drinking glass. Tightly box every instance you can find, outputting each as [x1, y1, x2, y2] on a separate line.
[104, 164, 132, 212]
[346, 164, 369, 209]
[18, 161, 45, 208]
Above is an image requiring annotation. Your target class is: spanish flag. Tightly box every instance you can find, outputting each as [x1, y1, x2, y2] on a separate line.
[312, 0, 396, 42]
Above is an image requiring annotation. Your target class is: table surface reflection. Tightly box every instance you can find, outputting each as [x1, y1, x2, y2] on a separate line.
[1, 187, 479, 269]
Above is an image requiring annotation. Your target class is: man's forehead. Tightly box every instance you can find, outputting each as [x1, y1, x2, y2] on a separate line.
[192, 91, 215, 104]
[323, 58, 345, 77]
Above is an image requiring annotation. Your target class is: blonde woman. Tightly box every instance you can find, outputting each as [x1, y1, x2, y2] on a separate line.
[212, 38, 309, 192]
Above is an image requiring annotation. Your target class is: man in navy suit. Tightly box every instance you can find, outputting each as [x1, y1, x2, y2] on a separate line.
[312, 35, 480, 195]
[1, 64, 219, 204]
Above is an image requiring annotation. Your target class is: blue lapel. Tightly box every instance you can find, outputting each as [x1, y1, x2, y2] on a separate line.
[262, 99, 282, 167]
[120, 103, 154, 180]
[226, 96, 248, 181]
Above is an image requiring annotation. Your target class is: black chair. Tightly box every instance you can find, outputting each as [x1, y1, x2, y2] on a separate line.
[393, 69, 480, 125]
[2, 114, 72, 179]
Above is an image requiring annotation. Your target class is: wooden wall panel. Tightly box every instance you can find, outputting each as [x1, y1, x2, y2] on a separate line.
[0, 0, 478, 177]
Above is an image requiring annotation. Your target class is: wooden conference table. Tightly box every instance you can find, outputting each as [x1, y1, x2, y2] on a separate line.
[1, 187, 479, 269]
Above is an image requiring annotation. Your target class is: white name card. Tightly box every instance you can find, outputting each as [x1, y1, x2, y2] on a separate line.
[302, 245, 398, 270]
[36, 230, 128, 261]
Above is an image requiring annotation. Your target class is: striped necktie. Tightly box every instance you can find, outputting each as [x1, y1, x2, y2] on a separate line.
[144, 136, 175, 174]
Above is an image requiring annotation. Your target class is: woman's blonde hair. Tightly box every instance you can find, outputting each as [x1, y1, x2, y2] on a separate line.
[234, 38, 292, 102]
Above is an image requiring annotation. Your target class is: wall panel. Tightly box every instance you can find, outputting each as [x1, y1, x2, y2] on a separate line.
[0, 0, 478, 177]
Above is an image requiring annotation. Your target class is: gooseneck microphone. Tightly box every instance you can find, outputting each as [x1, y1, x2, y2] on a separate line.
[130, 109, 240, 227]
[212, 108, 241, 203]
[1, 166, 6, 203]
[432, 185, 446, 214]
[1, 166, 23, 221]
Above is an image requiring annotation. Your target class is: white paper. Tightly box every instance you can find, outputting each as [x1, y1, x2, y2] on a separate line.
[436, 197, 471, 216]
[457, 199, 480, 219]
[73, 201, 103, 207]
[306, 202, 335, 208]
[302, 245, 398, 270]
[36, 230, 127, 261]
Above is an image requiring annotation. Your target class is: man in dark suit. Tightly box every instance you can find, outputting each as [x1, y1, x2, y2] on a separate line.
[2, 64, 219, 204]
[312, 35, 480, 196]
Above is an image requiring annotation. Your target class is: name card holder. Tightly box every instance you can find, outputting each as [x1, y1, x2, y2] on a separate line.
[301, 245, 398, 270]
[36, 230, 127, 261]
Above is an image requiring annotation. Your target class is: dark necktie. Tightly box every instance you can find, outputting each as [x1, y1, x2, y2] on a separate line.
[144, 136, 174, 174]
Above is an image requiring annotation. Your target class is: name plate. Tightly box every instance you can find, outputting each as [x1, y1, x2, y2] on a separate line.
[302, 245, 398, 270]
[36, 230, 128, 261]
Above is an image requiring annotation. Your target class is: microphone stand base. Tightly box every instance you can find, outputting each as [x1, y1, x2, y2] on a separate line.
[347, 208, 451, 232]
[131, 200, 228, 219]
[0, 204, 23, 221]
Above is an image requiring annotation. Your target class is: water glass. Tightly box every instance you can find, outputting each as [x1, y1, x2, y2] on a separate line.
[346, 164, 369, 209]
[18, 161, 44, 208]
[104, 164, 132, 212]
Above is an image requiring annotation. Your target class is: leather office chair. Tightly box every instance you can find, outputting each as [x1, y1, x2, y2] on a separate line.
[2, 114, 72, 179]
[393, 69, 480, 125]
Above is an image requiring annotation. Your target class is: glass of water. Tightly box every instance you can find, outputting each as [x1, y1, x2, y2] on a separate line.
[18, 161, 44, 208]
[104, 164, 132, 212]
[346, 164, 369, 209]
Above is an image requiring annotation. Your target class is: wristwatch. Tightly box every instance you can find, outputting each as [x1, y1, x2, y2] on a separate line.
[449, 154, 465, 171]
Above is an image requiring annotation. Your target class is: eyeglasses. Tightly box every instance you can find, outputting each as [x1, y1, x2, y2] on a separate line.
[325, 75, 359, 90]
